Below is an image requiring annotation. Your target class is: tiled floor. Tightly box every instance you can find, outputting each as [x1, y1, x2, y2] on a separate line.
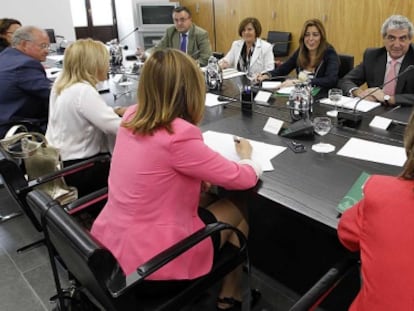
[0, 187, 298, 311]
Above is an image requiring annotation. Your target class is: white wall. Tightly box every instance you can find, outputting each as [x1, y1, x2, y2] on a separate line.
[114, 0, 136, 51]
[3, 0, 139, 51]
[2, 0, 76, 41]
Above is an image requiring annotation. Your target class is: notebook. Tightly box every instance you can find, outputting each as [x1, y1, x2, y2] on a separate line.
[336, 172, 370, 214]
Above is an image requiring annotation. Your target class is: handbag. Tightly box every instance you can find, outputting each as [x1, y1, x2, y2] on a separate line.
[0, 127, 78, 205]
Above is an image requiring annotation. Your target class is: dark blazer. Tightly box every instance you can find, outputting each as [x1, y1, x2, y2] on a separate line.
[155, 23, 212, 66]
[0, 47, 51, 137]
[268, 45, 340, 97]
[338, 45, 414, 106]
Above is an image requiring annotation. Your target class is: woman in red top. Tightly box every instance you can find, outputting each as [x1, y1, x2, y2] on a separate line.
[338, 111, 414, 310]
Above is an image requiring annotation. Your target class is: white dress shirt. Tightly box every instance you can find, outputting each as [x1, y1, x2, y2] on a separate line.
[46, 81, 121, 161]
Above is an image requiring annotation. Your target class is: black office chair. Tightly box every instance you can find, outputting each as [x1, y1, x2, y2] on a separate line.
[338, 54, 354, 79]
[266, 31, 292, 58]
[0, 145, 110, 252]
[289, 255, 360, 311]
[26, 189, 250, 311]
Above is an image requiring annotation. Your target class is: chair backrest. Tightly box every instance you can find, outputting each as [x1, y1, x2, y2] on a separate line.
[0, 146, 41, 230]
[338, 54, 354, 79]
[267, 31, 292, 57]
[26, 190, 127, 311]
[27, 189, 249, 311]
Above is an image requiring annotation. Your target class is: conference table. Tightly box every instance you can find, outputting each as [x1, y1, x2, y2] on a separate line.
[200, 76, 408, 309]
[202, 76, 404, 229]
[103, 72, 409, 309]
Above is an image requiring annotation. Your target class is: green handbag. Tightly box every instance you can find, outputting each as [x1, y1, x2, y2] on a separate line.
[0, 129, 78, 205]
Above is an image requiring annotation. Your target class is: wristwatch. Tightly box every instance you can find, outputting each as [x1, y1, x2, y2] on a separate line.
[383, 94, 391, 105]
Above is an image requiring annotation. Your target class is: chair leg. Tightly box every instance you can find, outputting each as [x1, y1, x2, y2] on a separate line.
[16, 238, 45, 253]
[0, 211, 22, 223]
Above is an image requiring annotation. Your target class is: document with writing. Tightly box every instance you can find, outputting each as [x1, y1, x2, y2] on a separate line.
[319, 96, 381, 112]
[337, 137, 406, 167]
[202, 130, 287, 171]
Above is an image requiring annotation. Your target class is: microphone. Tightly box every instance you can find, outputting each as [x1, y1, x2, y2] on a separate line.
[268, 75, 290, 81]
[337, 64, 414, 127]
[119, 27, 139, 44]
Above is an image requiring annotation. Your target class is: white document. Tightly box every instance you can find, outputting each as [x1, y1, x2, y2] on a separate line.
[337, 137, 406, 167]
[262, 81, 282, 89]
[46, 55, 64, 62]
[222, 68, 246, 80]
[276, 86, 294, 95]
[203, 130, 287, 171]
[319, 96, 381, 112]
[205, 93, 230, 107]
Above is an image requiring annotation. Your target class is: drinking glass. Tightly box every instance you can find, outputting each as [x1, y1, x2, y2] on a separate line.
[326, 88, 343, 117]
[312, 117, 335, 153]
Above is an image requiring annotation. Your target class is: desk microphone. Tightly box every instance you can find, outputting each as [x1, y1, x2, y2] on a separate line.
[119, 27, 139, 48]
[337, 64, 414, 127]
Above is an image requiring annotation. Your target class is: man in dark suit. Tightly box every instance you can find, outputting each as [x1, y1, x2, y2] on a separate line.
[0, 26, 51, 137]
[137, 6, 212, 66]
[339, 15, 414, 106]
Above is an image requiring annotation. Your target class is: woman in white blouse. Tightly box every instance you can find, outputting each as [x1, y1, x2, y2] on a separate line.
[46, 39, 125, 196]
[219, 17, 275, 79]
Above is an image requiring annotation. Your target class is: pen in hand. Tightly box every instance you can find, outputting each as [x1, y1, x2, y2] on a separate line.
[233, 136, 241, 143]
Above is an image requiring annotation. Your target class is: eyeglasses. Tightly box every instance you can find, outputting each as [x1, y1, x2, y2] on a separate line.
[173, 17, 190, 23]
[385, 34, 410, 43]
[27, 41, 50, 50]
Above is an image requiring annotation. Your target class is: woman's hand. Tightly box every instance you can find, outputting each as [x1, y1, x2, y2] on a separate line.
[234, 137, 252, 160]
[218, 59, 230, 69]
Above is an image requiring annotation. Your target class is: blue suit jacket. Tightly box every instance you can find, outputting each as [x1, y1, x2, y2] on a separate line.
[0, 47, 51, 137]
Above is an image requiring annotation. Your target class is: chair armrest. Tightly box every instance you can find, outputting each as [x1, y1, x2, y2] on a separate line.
[289, 255, 359, 311]
[18, 154, 111, 194]
[107, 222, 247, 297]
[65, 187, 108, 214]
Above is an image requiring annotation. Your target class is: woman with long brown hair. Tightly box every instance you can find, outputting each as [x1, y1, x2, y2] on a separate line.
[259, 18, 339, 97]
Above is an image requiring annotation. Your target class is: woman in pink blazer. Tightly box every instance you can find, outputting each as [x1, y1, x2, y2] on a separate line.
[91, 48, 261, 310]
[338, 111, 414, 310]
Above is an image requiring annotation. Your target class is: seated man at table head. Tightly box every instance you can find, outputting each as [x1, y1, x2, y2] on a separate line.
[0, 18, 21, 53]
[258, 18, 339, 98]
[338, 110, 414, 311]
[46, 38, 125, 197]
[91, 48, 262, 310]
[136, 6, 212, 66]
[338, 15, 414, 107]
[218, 17, 275, 79]
[0, 25, 51, 137]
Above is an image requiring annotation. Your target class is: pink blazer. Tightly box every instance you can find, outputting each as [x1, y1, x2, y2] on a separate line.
[91, 106, 258, 278]
[338, 175, 414, 311]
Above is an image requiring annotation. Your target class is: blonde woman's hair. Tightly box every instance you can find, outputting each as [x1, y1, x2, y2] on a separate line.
[123, 48, 206, 135]
[54, 38, 109, 95]
[401, 111, 414, 180]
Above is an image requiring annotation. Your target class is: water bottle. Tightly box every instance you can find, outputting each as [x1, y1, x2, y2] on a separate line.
[205, 56, 223, 90]
[288, 82, 313, 121]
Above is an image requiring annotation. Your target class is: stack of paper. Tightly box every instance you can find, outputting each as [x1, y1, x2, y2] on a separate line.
[202, 130, 286, 171]
[337, 137, 406, 167]
[319, 96, 381, 112]
[205, 93, 231, 107]
[222, 68, 246, 80]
